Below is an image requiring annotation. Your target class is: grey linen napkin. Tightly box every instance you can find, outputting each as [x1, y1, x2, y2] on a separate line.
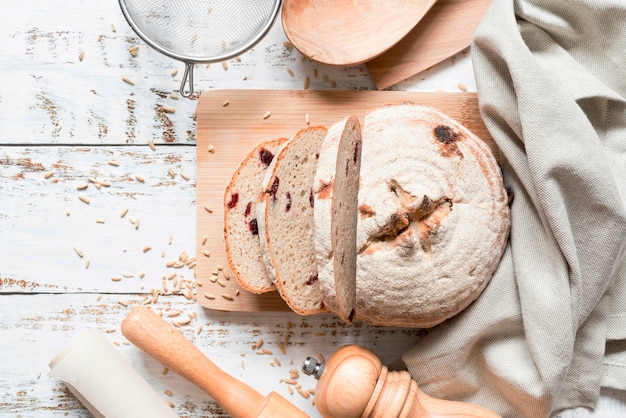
[402, 1, 626, 417]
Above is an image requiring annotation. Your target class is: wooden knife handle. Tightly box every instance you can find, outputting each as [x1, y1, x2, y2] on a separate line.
[121, 307, 307, 418]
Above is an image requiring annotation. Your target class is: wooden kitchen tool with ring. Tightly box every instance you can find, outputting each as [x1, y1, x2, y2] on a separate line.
[122, 307, 500, 417]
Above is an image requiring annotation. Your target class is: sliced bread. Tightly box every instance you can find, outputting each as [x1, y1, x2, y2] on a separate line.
[313, 116, 362, 323]
[354, 103, 510, 328]
[224, 137, 288, 293]
[257, 125, 328, 315]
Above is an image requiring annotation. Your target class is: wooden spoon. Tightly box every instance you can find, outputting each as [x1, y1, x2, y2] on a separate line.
[282, 0, 438, 66]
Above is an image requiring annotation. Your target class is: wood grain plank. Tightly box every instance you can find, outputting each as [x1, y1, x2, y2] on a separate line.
[0, 145, 196, 294]
[195, 90, 494, 312]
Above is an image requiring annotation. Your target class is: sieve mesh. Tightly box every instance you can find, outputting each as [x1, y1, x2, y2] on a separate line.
[119, 0, 281, 96]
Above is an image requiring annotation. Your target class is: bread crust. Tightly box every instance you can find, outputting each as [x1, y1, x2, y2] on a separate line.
[313, 116, 362, 323]
[354, 104, 510, 328]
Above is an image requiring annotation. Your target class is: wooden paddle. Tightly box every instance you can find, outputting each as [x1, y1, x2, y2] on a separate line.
[281, 0, 438, 66]
[366, 0, 492, 90]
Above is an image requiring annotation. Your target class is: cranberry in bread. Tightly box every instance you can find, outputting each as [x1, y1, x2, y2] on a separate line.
[257, 126, 329, 315]
[224, 137, 288, 293]
[354, 104, 510, 328]
[313, 116, 362, 323]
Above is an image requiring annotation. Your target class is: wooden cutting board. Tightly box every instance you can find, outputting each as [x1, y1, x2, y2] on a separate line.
[367, 0, 492, 90]
[196, 90, 494, 312]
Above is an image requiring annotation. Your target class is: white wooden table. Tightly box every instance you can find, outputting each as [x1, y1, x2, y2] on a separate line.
[1, 1, 623, 417]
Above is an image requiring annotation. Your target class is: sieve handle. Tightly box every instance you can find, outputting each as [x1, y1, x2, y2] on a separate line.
[180, 62, 195, 98]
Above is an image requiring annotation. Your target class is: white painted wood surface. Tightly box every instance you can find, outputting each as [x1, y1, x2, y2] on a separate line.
[1, 1, 623, 417]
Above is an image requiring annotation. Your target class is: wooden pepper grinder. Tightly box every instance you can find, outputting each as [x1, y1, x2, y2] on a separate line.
[302, 344, 501, 418]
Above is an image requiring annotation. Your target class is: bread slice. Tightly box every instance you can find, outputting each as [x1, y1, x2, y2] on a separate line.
[224, 137, 288, 293]
[354, 104, 510, 328]
[257, 125, 328, 315]
[313, 116, 362, 323]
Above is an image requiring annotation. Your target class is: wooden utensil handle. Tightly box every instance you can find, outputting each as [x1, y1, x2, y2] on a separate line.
[121, 307, 307, 418]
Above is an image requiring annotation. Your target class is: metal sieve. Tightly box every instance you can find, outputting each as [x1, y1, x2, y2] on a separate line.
[119, 0, 282, 97]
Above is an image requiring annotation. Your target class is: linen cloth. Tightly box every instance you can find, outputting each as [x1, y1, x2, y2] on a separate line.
[402, 1, 626, 416]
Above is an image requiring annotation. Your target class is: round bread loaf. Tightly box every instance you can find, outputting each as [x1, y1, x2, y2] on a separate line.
[354, 104, 510, 328]
[224, 137, 288, 293]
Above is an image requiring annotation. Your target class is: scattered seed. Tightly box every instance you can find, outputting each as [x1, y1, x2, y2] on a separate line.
[202, 251, 211, 258]
[281, 378, 297, 385]
[170, 92, 179, 100]
[123, 273, 134, 278]
[180, 172, 190, 181]
[96, 218, 105, 224]
[171, 68, 178, 77]
[196, 324, 203, 334]
[297, 388, 310, 399]
[78, 195, 90, 204]
[303, 77, 310, 90]
[289, 370, 300, 380]
[111, 23, 117, 33]
[148, 139, 157, 151]
[222, 100, 229, 107]
[122, 76, 134, 86]
[161, 105, 176, 114]
[283, 41, 294, 49]
[135, 174, 145, 183]
[286, 68, 294, 77]
[207, 144, 215, 153]
[277, 341, 286, 355]
[176, 317, 191, 326]
[44, 171, 54, 179]
[458, 83, 467, 92]
[120, 208, 129, 218]
[274, 357, 282, 367]
[118, 299, 128, 307]
[142, 245, 151, 253]
[85, 260, 90, 269]
[164, 389, 173, 397]
[287, 386, 294, 395]
[203, 205, 213, 213]
[305, 113, 310, 125]
[263, 111, 271, 119]
[105, 327, 115, 333]
[74, 247, 84, 258]
[203, 293, 215, 300]
[221, 293, 234, 301]
[222, 61, 228, 70]
[78, 50, 85, 61]
[201, 236, 207, 245]
[108, 160, 120, 167]
[111, 276, 122, 282]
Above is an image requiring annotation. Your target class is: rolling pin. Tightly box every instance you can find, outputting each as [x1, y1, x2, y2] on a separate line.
[302, 344, 501, 418]
[121, 307, 307, 418]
